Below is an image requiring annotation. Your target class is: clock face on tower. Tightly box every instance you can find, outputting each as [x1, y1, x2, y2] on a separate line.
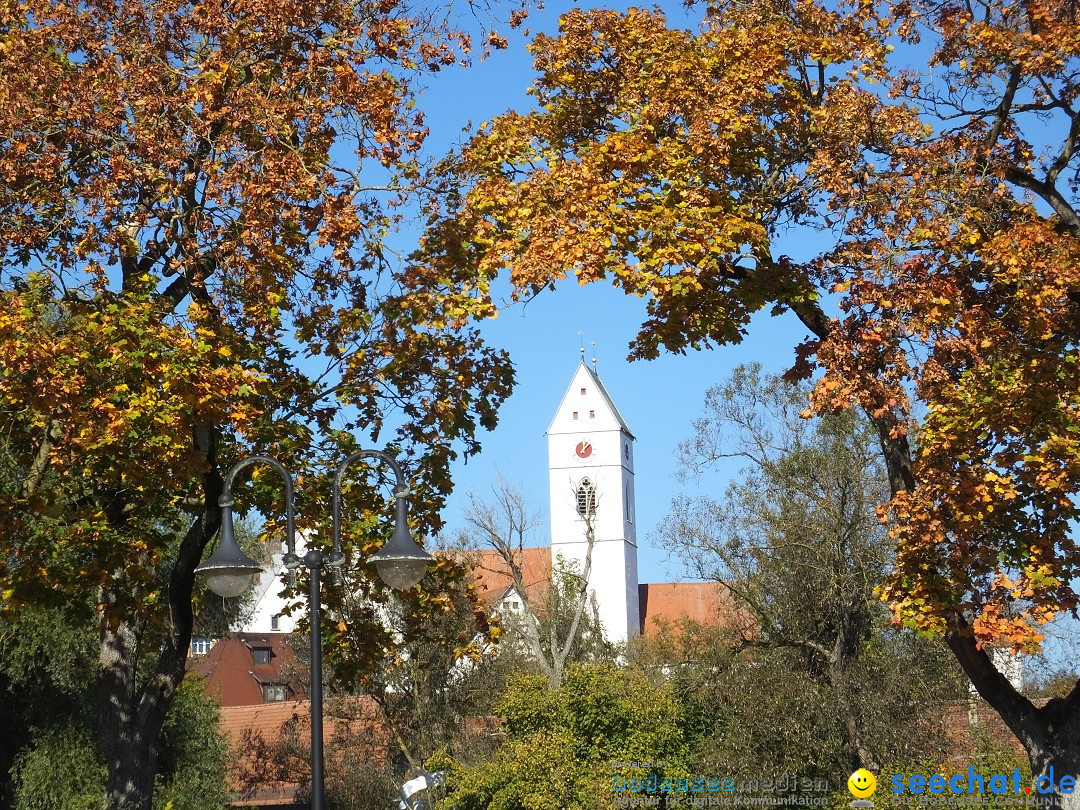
[574, 440, 593, 460]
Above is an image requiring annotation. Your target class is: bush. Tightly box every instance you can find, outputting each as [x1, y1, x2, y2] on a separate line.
[11, 723, 106, 810]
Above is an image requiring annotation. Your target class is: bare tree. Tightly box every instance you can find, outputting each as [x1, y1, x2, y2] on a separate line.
[460, 476, 608, 687]
[658, 364, 964, 777]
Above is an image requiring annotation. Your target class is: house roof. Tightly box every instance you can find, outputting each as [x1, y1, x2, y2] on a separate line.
[221, 696, 387, 808]
[465, 546, 552, 609]
[220, 700, 311, 748]
[461, 548, 740, 639]
[638, 581, 740, 636]
[187, 632, 305, 707]
[220, 701, 307, 807]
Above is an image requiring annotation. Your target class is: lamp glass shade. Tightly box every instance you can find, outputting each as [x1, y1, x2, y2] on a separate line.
[369, 518, 433, 590]
[200, 569, 259, 598]
[196, 508, 264, 598]
[375, 558, 430, 590]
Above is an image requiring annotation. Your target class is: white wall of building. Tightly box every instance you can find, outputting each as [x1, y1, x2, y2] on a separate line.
[547, 362, 640, 643]
[236, 539, 301, 633]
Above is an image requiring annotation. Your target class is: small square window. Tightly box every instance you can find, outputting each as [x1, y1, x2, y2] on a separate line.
[252, 648, 271, 665]
[589, 410, 595, 418]
[191, 637, 211, 656]
[580, 388, 586, 395]
[572, 411, 578, 420]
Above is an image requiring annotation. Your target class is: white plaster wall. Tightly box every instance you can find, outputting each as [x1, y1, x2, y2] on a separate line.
[547, 363, 639, 643]
[235, 537, 304, 633]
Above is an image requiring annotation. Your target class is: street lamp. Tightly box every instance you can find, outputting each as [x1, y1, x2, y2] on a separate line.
[195, 449, 434, 810]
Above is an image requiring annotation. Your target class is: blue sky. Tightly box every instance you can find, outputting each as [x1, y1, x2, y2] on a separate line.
[389, 0, 814, 582]
[437, 282, 812, 583]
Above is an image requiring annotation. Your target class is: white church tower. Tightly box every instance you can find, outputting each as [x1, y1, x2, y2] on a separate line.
[547, 359, 639, 644]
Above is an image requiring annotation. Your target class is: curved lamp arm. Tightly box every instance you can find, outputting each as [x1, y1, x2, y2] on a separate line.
[196, 456, 297, 597]
[332, 449, 433, 590]
[222, 455, 298, 557]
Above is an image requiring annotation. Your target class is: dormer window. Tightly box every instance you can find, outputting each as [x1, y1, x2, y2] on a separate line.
[252, 647, 272, 665]
[262, 683, 289, 702]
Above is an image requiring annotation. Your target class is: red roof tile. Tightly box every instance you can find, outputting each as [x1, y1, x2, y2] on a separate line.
[462, 547, 552, 608]
[221, 696, 388, 808]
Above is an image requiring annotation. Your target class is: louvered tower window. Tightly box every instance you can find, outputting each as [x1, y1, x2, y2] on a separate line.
[577, 479, 596, 516]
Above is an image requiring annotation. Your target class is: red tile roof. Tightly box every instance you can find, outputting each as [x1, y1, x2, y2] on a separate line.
[463, 547, 552, 608]
[638, 581, 740, 636]
[220, 701, 307, 807]
[221, 696, 387, 808]
[187, 633, 305, 707]
[458, 548, 740, 637]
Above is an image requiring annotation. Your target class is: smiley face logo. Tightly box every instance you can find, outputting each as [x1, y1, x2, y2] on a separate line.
[847, 769, 877, 800]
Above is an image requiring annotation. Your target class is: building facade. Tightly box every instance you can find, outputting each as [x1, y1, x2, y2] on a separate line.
[547, 360, 640, 644]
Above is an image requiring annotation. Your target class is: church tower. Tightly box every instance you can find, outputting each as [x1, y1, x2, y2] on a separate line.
[547, 359, 639, 643]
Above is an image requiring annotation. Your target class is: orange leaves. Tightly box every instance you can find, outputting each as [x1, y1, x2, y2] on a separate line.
[419, 0, 911, 359]
[878, 336, 1080, 649]
[820, 203, 1080, 652]
[410, 0, 1080, 656]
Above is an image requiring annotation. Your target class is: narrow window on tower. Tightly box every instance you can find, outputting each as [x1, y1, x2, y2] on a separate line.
[577, 479, 596, 516]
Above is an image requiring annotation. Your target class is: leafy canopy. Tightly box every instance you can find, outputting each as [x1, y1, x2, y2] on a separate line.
[0, 0, 522, 616]
[415, 0, 1080, 651]
[436, 663, 691, 810]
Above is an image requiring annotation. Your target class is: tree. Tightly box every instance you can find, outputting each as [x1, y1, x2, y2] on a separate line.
[415, 0, 1080, 799]
[0, 606, 228, 810]
[327, 553, 501, 773]
[458, 478, 610, 687]
[235, 552, 500, 807]
[0, 0, 523, 805]
[435, 662, 691, 810]
[650, 365, 964, 783]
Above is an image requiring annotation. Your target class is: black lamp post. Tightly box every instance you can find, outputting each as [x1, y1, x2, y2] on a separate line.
[195, 450, 433, 810]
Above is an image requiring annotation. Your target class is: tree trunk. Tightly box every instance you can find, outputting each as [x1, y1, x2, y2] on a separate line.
[98, 427, 223, 809]
[947, 613, 1080, 809]
[833, 676, 881, 774]
[99, 616, 142, 809]
[1012, 702, 1080, 810]
[99, 617, 162, 810]
[1031, 724, 1080, 810]
[97, 584, 192, 809]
